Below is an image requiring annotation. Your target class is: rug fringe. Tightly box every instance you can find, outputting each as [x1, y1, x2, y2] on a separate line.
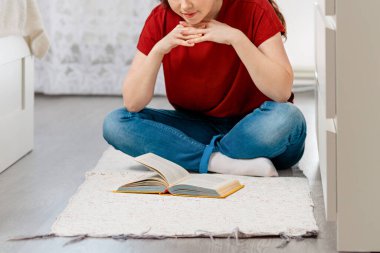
[226, 227, 240, 245]
[7, 228, 318, 247]
[194, 226, 243, 244]
[277, 233, 292, 248]
[64, 235, 89, 246]
[194, 229, 215, 241]
[8, 233, 57, 241]
[276, 230, 318, 248]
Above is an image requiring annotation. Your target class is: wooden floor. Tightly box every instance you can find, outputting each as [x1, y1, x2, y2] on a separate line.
[0, 90, 339, 253]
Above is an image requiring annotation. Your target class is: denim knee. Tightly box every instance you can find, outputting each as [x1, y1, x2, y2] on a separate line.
[260, 101, 307, 146]
[102, 108, 133, 145]
[215, 101, 307, 160]
[237, 101, 306, 152]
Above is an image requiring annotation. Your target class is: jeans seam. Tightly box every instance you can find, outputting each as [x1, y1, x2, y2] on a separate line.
[137, 118, 205, 149]
[119, 110, 138, 121]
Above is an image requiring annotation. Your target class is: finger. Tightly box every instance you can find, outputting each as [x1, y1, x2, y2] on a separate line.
[175, 39, 195, 47]
[177, 33, 203, 40]
[174, 25, 188, 33]
[186, 35, 209, 44]
[196, 22, 208, 29]
[174, 27, 189, 36]
[181, 28, 208, 35]
[179, 21, 190, 27]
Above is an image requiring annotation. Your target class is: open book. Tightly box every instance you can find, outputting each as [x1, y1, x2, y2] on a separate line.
[113, 153, 244, 198]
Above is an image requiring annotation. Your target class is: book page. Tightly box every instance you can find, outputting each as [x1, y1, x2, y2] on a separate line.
[135, 153, 189, 185]
[173, 174, 234, 190]
[121, 174, 168, 187]
[168, 174, 242, 197]
[115, 173, 168, 194]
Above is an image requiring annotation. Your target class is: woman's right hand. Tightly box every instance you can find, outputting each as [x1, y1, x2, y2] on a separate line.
[152, 24, 203, 55]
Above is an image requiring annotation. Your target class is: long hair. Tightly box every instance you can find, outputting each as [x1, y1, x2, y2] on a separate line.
[160, 0, 287, 40]
[267, 0, 287, 40]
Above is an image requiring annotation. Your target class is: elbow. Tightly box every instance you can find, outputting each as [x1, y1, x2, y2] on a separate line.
[274, 82, 293, 103]
[122, 86, 145, 112]
[122, 81, 152, 112]
[277, 71, 294, 102]
[123, 94, 143, 112]
[123, 100, 144, 113]
[123, 93, 151, 112]
[276, 91, 292, 103]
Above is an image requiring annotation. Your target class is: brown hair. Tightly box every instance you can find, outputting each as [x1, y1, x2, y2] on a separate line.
[160, 0, 287, 40]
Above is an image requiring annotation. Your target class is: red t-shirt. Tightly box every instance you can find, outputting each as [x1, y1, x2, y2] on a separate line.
[137, 0, 293, 118]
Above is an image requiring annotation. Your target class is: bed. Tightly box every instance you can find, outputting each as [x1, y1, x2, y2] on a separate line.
[0, 0, 49, 173]
[0, 36, 34, 173]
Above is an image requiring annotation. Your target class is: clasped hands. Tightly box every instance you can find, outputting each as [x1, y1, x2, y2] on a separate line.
[179, 20, 238, 45]
[154, 19, 241, 55]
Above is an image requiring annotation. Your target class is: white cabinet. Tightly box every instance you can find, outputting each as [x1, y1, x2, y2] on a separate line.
[315, 0, 380, 251]
[0, 36, 34, 173]
[315, 0, 335, 15]
[315, 1, 337, 222]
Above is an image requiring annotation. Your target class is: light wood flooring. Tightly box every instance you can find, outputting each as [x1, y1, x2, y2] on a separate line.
[0, 90, 341, 253]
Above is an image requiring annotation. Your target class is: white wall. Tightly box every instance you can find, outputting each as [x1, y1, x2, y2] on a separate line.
[278, 0, 315, 77]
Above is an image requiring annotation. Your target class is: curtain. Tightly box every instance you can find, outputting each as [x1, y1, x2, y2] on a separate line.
[35, 0, 166, 95]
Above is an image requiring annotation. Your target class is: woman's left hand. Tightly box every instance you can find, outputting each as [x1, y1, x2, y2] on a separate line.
[179, 20, 241, 46]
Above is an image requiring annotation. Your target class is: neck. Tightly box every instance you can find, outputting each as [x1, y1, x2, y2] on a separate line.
[204, 0, 223, 21]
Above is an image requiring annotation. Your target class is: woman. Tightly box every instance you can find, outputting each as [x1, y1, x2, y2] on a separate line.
[103, 0, 307, 177]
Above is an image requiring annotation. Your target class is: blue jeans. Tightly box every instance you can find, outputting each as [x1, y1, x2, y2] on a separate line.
[103, 101, 307, 173]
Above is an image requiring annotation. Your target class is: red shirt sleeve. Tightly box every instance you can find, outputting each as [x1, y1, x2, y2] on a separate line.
[252, 1, 285, 47]
[137, 5, 165, 55]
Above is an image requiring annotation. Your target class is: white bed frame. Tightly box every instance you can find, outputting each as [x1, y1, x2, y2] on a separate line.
[0, 36, 34, 173]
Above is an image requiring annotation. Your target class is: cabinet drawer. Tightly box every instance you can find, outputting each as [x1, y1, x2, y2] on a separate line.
[325, 130, 337, 221]
[315, 3, 336, 119]
[315, 0, 335, 15]
[316, 76, 337, 221]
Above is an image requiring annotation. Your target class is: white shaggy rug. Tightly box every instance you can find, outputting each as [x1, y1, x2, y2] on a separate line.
[51, 147, 319, 239]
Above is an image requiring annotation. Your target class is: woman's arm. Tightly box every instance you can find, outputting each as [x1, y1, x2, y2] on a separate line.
[185, 21, 294, 102]
[230, 30, 294, 102]
[122, 49, 163, 112]
[123, 25, 202, 112]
